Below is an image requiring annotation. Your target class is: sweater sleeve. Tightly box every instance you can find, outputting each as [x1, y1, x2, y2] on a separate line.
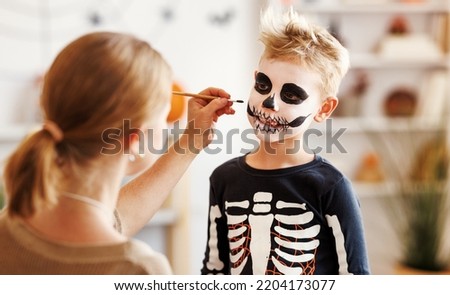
[201, 178, 230, 275]
[324, 177, 371, 275]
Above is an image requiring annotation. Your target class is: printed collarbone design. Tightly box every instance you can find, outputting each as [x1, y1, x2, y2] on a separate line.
[225, 192, 320, 274]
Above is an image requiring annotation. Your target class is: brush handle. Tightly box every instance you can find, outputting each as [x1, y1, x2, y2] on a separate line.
[172, 91, 218, 101]
[172, 91, 244, 103]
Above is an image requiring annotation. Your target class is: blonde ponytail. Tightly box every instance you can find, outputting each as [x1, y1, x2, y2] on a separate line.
[4, 129, 62, 217]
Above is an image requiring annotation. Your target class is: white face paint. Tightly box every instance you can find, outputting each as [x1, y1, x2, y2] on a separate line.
[247, 57, 323, 143]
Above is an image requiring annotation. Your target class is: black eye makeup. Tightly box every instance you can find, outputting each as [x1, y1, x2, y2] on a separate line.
[254, 72, 272, 95]
[280, 83, 309, 105]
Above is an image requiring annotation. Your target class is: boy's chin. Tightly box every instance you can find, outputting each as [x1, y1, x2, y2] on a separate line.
[254, 129, 303, 144]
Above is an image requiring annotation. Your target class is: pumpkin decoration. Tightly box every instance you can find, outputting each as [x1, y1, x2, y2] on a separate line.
[355, 152, 385, 183]
[384, 87, 417, 117]
[167, 82, 186, 123]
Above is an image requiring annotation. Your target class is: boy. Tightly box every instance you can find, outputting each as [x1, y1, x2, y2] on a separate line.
[201, 7, 370, 275]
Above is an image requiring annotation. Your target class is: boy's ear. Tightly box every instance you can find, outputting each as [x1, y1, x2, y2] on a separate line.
[314, 97, 338, 123]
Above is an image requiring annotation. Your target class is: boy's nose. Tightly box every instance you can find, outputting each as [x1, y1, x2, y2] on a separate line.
[262, 94, 279, 111]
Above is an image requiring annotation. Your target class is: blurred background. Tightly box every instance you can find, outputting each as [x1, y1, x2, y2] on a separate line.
[0, 0, 449, 274]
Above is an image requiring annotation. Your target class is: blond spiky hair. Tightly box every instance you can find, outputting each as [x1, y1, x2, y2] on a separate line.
[259, 7, 349, 97]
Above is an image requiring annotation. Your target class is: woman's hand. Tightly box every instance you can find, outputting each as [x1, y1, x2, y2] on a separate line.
[179, 87, 235, 154]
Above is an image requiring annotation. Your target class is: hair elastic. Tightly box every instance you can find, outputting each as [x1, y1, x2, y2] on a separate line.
[42, 120, 64, 142]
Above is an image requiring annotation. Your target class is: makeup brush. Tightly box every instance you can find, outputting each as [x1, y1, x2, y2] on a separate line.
[172, 91, 244, 103]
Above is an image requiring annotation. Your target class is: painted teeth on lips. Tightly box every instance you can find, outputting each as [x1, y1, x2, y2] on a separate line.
[259, 116, 279, 127]
[251, 106, 289, 133]
[255, 118, 285, 134]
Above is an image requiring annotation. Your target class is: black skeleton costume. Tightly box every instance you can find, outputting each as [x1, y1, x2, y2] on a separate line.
[201, 155, 370, 275]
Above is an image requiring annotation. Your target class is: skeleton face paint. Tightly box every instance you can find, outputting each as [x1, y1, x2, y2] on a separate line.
[247, 104, 311, 133]
[280, 83, 309, 105]
[247, 57, 323, 143]
[254, 72, 272, 95]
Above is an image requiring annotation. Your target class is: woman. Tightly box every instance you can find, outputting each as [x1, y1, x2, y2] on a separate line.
[0, 32, 234, 274]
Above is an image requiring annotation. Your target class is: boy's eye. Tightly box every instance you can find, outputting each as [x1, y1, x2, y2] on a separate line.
[282, 91, 300, 102]
[255, 82, 270, 93]
[281, 83, 309, 105]
[254, 72, 272, 95]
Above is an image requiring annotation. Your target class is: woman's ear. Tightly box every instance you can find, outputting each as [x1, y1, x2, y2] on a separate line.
[124, 127, 152, 176]
[128, 132, 141, 155]
[314, 97, 339, 123]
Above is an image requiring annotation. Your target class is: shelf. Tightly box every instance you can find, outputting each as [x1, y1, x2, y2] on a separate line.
[357, 117, 446, 132]
[146, 208, 178, 227]
[315, 117, 446, 133]
[350, 54, 450, 69]
[353, 181, 398, 198]
[298, 2, 450, 14]
[353, 180, 448, 199]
